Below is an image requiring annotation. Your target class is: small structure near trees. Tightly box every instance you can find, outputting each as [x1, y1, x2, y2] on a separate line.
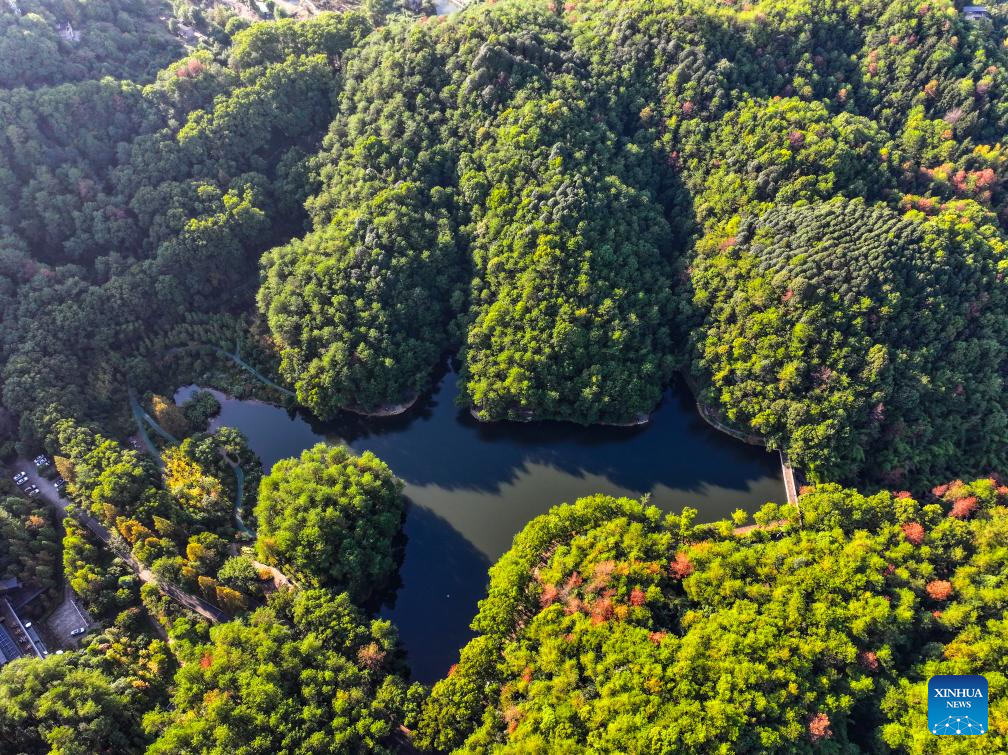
[962, 5, 992, 22]
[59, 23, 81, 43]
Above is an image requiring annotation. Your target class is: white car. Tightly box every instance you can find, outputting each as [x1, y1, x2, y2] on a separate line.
[70, 627, 87, 637]
[12, 471, 28, 486]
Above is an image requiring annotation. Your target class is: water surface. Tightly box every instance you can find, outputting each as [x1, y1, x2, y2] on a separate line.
[176, 370, 781, 681]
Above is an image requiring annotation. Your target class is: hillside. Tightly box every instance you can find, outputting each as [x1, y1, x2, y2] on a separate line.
[1, 0, 1007, 752]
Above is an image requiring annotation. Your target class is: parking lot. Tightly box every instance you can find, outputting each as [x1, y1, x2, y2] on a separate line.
[46, 584, 92, 650]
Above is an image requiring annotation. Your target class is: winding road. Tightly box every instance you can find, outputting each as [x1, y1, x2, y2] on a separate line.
[127, 386, 164, 467]
[14, 459, 225, 624]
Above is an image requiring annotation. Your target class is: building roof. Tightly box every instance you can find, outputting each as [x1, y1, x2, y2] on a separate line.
[0, 623, 21, 666]
[24, 623, 47, 657]
[1, 598, 44, 659]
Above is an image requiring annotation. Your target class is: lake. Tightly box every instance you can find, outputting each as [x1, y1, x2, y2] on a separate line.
[175, 368, 781, 682]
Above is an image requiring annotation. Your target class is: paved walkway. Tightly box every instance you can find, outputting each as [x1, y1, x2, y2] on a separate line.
[781, 452, 800, 511]
[127, 387, 164, 467]
[692, 396, 802, 509]
[13, 459, 225, 624]
[220, 450, 253, 536]
[694, 398, 766, 446]
[213, 345, 295, 399]
[162, 342, 295, 399]
[126, 389, 253, 538]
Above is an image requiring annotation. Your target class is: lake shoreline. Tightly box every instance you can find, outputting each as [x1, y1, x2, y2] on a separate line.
[174, 371, 783, 683]
[468, 406, 651, 427]
[680, 370, 766, 447]
[344, 394, 420, 418]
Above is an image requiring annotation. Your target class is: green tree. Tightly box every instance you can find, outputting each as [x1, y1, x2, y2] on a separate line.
[419, 480, 1008, 752]
[217, 555, 260, 596]
[0, 654, 146, 755]
[0, 496, 59, 594]
[685, 197, 1008, 485]
[255, 444, 404, 604]
[145, 589, 423, 753]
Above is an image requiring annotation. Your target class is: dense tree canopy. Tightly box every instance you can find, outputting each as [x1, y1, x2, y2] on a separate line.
[249, 0, 1008, 466]
[260, 2, 684, 423]
[682, 96, 898, 224]
[4, 0, 1008, 483]
[0, 9, 354, 448]
[255, 443, 405, 603]
[687, 197, 1008, 484]
[63, 515, 142, 620]
[54, 414, 268, 613]
[457, 83, 679, 424]
[227, 11, 372, 70]
[144, 588, 424, 754]
[0, 0, 184, 88]
[4, 0, 1008, 751]
[419, 480, 1008, 753]
[259, 182, 463, 416]
[258, 9, 472, 417]
[0, 494, 59, 593]
[0, 652, 148, 755]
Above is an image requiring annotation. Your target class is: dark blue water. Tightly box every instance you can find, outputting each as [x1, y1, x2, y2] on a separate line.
[176, 370, 781, 682]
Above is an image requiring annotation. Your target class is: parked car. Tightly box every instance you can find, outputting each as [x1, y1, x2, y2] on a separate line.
[33, 454, 50, 469]
[25, 485, 40, 497]
[70, 627, 87, 637]
[53, 477, 66, 490]
[12, 471, 28, 486]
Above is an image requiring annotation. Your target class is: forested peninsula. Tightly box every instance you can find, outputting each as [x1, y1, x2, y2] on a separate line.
[2, 0, 1008, 752]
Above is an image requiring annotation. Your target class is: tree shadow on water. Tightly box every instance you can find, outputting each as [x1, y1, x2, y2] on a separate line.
[378, 500, 492, 684]
[323, 370, 780, 500]
[188, 366, 780, 506]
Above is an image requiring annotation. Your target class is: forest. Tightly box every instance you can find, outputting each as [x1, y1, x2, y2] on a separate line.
[417, 479, 1008, 752]
[1, 0, 1008, 752]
